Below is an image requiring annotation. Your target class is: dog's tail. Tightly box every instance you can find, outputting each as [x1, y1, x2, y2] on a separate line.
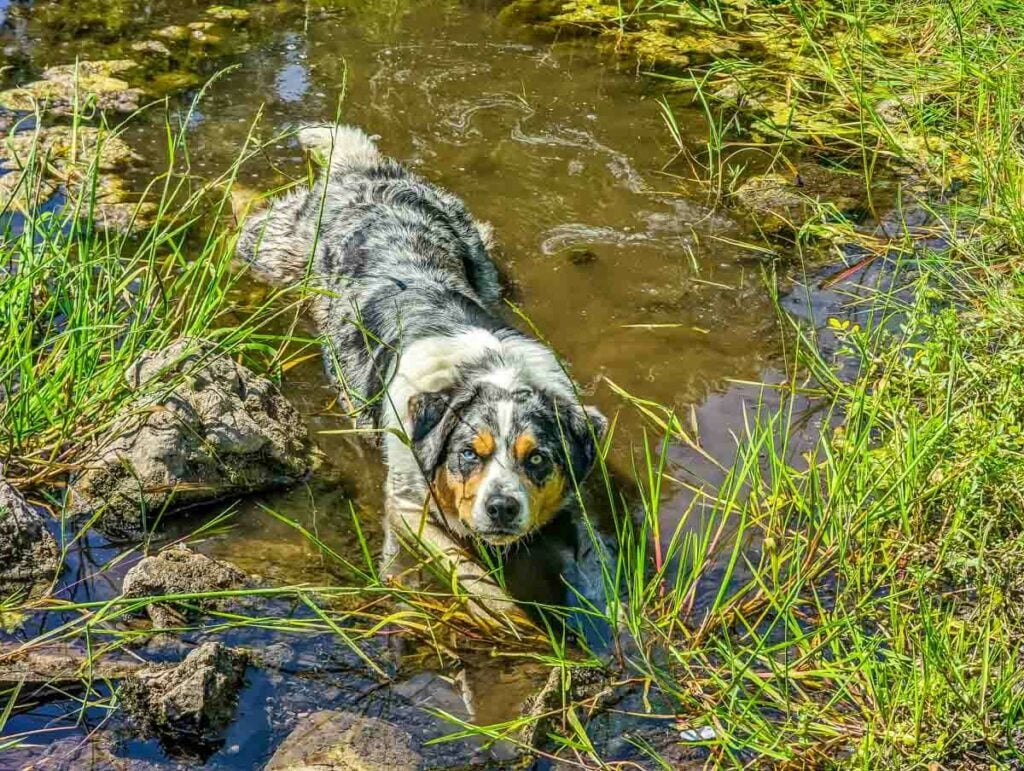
[297, 123, 381, 174]
[235, 124, 381, 284]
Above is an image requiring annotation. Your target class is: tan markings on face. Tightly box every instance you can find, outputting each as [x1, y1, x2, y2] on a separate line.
[471, 431, 496, 457]
[526, 468, 565, 529]
[513, 433, 537, 462]
[433, 465, 485, 525]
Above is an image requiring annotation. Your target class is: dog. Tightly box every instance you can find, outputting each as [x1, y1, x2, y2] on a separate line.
[236, 124, 608, 623]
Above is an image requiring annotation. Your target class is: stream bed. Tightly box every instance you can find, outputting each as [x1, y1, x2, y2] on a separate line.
[0, 0, 897, 767]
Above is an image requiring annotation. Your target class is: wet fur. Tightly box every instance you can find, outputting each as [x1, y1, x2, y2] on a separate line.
[236, 124, 606, 622]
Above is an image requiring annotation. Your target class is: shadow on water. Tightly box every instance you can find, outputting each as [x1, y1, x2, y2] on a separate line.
[0, 0, 909, 766]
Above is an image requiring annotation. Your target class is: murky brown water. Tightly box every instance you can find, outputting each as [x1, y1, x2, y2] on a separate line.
[1, 0, 795, 765]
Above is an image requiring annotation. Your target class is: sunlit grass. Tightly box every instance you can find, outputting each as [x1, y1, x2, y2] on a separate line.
[0, 92, 314, 490]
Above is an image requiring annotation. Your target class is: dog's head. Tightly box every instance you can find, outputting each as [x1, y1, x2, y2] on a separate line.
[408, 383, 607, 545]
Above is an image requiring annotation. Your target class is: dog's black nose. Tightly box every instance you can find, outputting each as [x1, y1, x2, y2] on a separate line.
[485, 495, 521, 524]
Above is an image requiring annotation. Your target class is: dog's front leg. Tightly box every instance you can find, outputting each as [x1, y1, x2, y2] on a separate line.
[381, 473, 532, 630]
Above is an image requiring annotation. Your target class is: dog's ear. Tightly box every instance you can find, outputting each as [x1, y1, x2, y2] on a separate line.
[407, 388, 471, 473]
[559, 402, 608, 481]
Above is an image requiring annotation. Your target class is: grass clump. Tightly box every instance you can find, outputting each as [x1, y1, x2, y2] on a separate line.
[0, 106, 298, 488]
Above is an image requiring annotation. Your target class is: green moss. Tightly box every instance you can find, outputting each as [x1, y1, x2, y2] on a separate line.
[205, 5, 251, 23]
[551, 0, 621, 24]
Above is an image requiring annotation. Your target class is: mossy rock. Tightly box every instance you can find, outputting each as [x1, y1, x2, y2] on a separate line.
[190, 29, 222, 45]
[43, 59, 137, 79]
[733, 165, 865, 232]
[1, 125, 150, 231]
[153, 25, 190, 42]
[130, 40, 172, 57]
[0, 59, 143, 114]
[148, 70, 202, 94]
[205, 5, 250, 23]
[1, 126, 138, 173]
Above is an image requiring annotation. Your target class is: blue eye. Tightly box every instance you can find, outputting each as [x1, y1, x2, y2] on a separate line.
[528, 452, 545, 467]
[460, 448, 478, 463]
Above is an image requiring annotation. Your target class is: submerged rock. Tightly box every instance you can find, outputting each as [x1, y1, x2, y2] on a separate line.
[0, 60, 143, 115]
[0, 478, 60, 593]
[0, 166, 58, 213]
[131, 40, 173, 57]
[732, 164, 864, 232]
[86, 199, 158, 233]
[120, 642, 248, 757]
[1, 125, 137, 174]
[68, 338, 315, 537]
[1, 125, 152, 232]
[148, 70, 203, 94]
[15, 732, 166, 771]
[190, 28, 222, 45]
[266, 710, 422, 771]
[0, 643, 154, 687]
[732, 173, 806, 231]
[122, 545, 249, 628]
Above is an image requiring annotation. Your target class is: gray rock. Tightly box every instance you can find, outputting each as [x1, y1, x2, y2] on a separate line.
[0, 477, 60, 592]
[122, 544, 249, 628]
[120, 642, 248, 755]
[265, 710, 421, 771]
[69, 339, 315, 536]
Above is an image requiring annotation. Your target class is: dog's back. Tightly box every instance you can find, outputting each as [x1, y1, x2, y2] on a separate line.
[236, 125, 505, 420]
[236, 125, 498, 301]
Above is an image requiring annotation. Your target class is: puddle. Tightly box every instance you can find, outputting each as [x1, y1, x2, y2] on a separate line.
[0, 0, 880, 766]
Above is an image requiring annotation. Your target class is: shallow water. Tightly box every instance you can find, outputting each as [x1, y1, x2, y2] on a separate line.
[0, 0, 815, 766]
